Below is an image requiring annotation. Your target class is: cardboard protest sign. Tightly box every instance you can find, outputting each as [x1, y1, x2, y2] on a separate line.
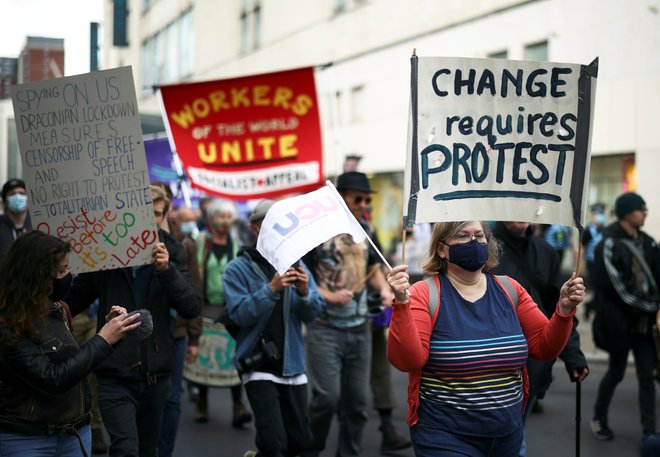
[403, 56, 598, 229]
[257, 181, 366, 275]
[158, 67, 324, 199]
[11, 66, 157, 273]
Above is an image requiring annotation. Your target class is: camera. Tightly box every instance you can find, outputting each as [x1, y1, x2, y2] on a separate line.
[238, 337, 280, 373]
[367, 291, 385, 316]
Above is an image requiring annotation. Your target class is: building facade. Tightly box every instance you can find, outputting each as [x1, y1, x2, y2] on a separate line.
[0, 58, 18, 100]
[101, 0, 660, 244]
[3, 1, 658, 244]
[17, 36, 65, 83]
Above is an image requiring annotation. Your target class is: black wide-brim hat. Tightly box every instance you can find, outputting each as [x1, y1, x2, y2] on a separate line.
[336, 171, 376, 194]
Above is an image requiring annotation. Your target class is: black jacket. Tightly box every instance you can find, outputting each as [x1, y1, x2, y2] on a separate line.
[66, 229, 202, 381]
[592, 222, 660, 352]
[0, 302, 113, 433]
[0, 213, 31, 259]
[491, 222, 587, 396]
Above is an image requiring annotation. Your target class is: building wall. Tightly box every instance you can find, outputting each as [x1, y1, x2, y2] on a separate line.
[102, 0, 660, 237]
[17, 37, 65, 83]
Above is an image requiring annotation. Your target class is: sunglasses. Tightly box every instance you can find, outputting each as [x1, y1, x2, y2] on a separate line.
[353, 196, 372, 205]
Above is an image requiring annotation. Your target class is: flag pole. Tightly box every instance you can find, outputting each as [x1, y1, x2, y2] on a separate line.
[575, 228, 584, 277]
[365, 232, 393, 271]
[325, 180, 392, 271]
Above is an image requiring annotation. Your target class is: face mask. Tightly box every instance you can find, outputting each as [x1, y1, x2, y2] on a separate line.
[180, 221, 199, 236]
[50, 272, 72, 302]
[595, 213, 606, 226]
[447, 239, 489, 272]
[7, 194, 27, 214]
[212, 220, 231, 230]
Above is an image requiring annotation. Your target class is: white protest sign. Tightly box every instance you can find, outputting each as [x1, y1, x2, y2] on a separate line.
[11, 66, 157, 273]
[257, 182, 366, 275]
[403, 56, 598, 229]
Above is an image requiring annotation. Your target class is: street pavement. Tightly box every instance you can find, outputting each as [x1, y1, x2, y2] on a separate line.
[171, 361, 650, 457]
[172, 340, 653, 457]
[94, 308, 653, 456]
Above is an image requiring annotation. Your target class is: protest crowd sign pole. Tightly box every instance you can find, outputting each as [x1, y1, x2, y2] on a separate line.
[574, 226, 584, 457]
[574, 228, 584, 278]
[576, 378, 581, 457]
[401, 228, 407, 266]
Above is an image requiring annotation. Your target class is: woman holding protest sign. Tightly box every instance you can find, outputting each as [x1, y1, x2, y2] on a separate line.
[386, 220, 585, 456]
[0, 231, 141, 457]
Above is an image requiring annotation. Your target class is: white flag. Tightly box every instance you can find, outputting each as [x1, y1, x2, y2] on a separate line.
[257, 181, 367, 275]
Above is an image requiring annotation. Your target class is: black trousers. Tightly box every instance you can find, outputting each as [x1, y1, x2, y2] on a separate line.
[594, 333, 657, 435]
[97, 375, 171, 457]
[244, 380, 311, 457]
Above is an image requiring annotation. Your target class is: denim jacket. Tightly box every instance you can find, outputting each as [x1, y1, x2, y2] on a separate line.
[223, 251, 323, 377]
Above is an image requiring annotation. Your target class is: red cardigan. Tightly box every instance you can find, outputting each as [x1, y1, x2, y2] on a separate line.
[387, 273, 575, 426]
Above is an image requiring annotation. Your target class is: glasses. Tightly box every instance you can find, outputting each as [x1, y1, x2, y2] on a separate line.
[353, 196, 372, 205]
[442, 231, 489, 246]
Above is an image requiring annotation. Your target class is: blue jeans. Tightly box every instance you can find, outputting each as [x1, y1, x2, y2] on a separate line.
[411, 423, 523, 457]
[517, 394, 537, 457]
[305, 322, 371, 457]
[0, 424, 91, 456]
[159, 336, 187, 457]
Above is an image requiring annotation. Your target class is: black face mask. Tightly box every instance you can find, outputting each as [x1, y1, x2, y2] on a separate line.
[50, 273, 72, 302]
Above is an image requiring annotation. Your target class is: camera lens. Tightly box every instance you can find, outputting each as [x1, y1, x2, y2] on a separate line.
[238, 352, 264, 373]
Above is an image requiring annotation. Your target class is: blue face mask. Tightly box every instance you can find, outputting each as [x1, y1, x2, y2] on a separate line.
[595, 213, 606, 226]
[447, 239, 489, 272]
[6, 194, 27, 214]
[180, 221, 198, 236]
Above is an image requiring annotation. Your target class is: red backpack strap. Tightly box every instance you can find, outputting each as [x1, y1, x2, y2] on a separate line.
[57, 300, 73, 331]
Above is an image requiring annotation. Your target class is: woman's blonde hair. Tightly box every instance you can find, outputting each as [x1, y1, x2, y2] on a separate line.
[421, 221, 500, 276]
[150, 184, 171, 215]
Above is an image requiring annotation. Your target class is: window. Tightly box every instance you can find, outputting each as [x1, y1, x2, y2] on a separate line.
[524, 41, 548, 62]
[113, 0, 129, 47]
[488, 50, 508, 59]
[240, 0, 261, 51]
[334, 90, 344, 125]
[141, 9, 194, 92]
[350, 85, 365, 123]
[334, 0, 365, 14]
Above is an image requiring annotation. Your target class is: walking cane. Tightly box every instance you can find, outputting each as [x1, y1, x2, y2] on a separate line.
[575, 379, 581, 457]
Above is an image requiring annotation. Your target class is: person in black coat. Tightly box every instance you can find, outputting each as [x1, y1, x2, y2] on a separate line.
[590, 193, 660, 442]
[0, 178, 32, 259]
[491, 221, 588, 456]
[66, 185, 202, 457]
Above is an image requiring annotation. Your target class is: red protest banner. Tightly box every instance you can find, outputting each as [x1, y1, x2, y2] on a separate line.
[158, 67, 323, 199]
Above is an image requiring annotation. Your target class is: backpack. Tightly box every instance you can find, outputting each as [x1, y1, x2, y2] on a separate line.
[424, 274, 519, 322]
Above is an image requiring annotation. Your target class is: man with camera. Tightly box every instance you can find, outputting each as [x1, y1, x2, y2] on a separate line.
[222, 200, 324, 457]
